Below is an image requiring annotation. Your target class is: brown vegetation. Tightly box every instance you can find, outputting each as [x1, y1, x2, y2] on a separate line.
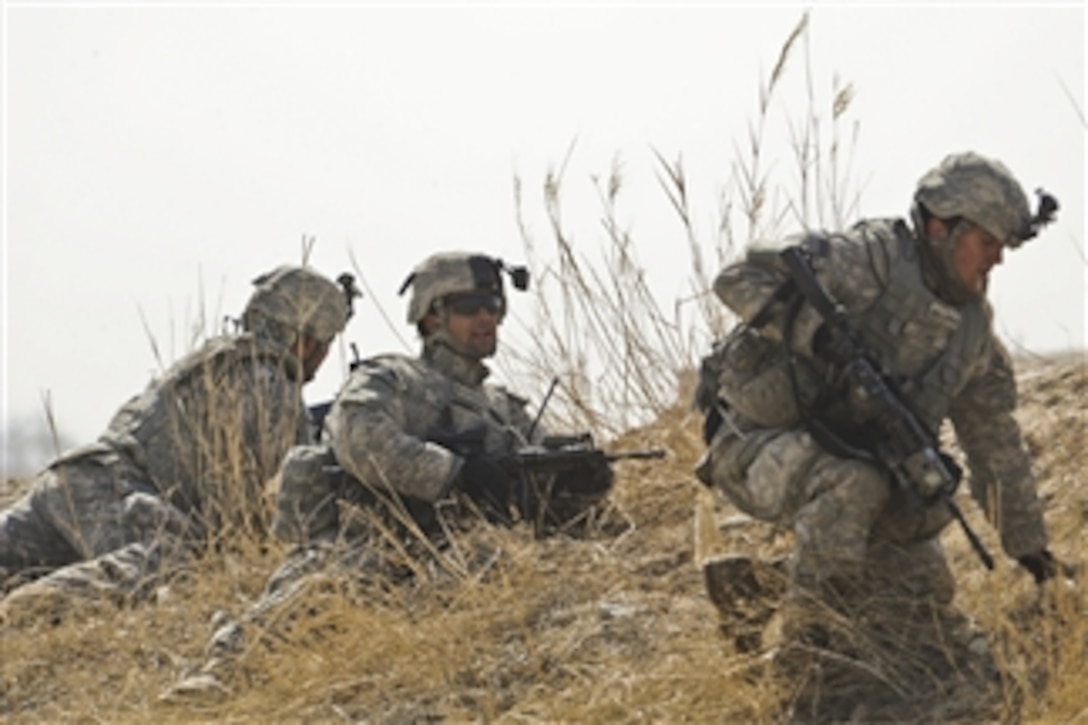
[1, 354, 1084, 723]
[4, 13, 1084, 722]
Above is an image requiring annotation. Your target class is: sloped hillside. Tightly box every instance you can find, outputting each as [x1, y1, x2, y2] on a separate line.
[1, 354, 1084, 722]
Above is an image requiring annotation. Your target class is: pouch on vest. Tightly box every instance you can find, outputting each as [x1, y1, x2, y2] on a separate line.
[715, 326, 807, 429]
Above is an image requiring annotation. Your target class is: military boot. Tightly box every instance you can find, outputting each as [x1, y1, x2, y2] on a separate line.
[703, 554, 787, 653]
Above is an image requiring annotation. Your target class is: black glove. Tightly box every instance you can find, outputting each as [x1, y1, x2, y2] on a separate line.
[429, 424, 487, 457]
[459, 454, 511, 515]
[552, 456, 614, 497]
[1019, 550, 1058, 585]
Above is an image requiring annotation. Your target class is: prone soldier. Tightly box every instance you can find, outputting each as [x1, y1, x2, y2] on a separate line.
[0, 265, 353, 621]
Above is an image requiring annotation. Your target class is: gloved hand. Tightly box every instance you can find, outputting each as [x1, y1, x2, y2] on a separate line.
[429, 424, 487, 457]
[459, 454, 511, 514]
[1019, 549, 1058, 585]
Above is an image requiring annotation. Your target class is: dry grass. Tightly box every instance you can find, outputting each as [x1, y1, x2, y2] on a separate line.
[2, 356, 1084, 722]
[4, 13, 1086, 723]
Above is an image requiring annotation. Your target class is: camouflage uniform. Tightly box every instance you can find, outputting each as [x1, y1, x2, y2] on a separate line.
[172, 253, 556, 697]
[694, 153, 1060, 718]
[273, 341, 541, 546]
[696, 152, 1053, 608]
[0, 266, 349, 605]
[273, 251, 544, 548]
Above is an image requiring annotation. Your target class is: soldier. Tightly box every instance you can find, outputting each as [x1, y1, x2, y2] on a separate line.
[165, 251, 613, 700]
[0, 265, 352, 619]
[694, 152, 1062, 716]
[272, 251, 548, 548]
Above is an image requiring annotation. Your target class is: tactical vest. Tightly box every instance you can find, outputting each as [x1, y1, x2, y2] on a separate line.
[358, 351, 533, 457]
[710, 219, 992, 437]
[841, 220, 991, 433]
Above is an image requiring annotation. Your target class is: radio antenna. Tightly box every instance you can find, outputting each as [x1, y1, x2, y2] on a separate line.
[527, 377, 559, 440]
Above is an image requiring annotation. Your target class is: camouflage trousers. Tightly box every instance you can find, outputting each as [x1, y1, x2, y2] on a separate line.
[696, 425, 956, 604]
[697, 426, 1000, 721]
[184, 507, 502, 696]
[261, 444, 468, 641]
[702, 559, 1000, 722]
[0, 461, 198, 602]
[200, 538, 396, 665]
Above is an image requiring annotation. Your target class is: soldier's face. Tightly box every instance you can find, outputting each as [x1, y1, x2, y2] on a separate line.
[442, 293, 502, 359]
[952, 224, 1004, 295]
[296, 334, 331, 382]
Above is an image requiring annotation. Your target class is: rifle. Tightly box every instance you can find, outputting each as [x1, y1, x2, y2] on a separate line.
[514, 379, 666, 533]
[428, 426, 665, 534]
[508, 433, 666, 476]
[504, 433, 665, 535]
[779, 245, 995, 570]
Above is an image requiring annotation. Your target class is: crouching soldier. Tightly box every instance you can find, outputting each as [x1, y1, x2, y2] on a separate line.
[695, 152, 1064, 720]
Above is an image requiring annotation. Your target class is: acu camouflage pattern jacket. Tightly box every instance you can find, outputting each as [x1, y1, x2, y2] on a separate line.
[323, 341, 542, 506]
[712, 217, 1047, 559]
[51, 333, 310, 535]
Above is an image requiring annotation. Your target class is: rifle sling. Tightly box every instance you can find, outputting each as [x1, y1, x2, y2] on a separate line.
[779, 249, 889, 469]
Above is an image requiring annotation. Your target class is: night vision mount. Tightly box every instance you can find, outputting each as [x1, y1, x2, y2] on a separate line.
[337, 273, 363, 319]
[1020, 188, 1059, 242]
[496, 258, 530, 292]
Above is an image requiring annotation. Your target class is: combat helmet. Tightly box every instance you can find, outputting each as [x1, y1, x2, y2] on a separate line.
[243, 265, 355, 345]
[913, 151, 1057, 248]
[398, 252, 529, 324]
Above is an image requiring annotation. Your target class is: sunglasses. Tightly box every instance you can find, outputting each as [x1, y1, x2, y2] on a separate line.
[443, 293, 505, 317]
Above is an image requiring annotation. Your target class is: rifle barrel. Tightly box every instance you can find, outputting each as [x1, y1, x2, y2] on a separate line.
[605, 449, 667, 461]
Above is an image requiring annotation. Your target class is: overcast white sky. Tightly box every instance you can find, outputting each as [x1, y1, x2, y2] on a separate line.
[3, 2, 1085, 473]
